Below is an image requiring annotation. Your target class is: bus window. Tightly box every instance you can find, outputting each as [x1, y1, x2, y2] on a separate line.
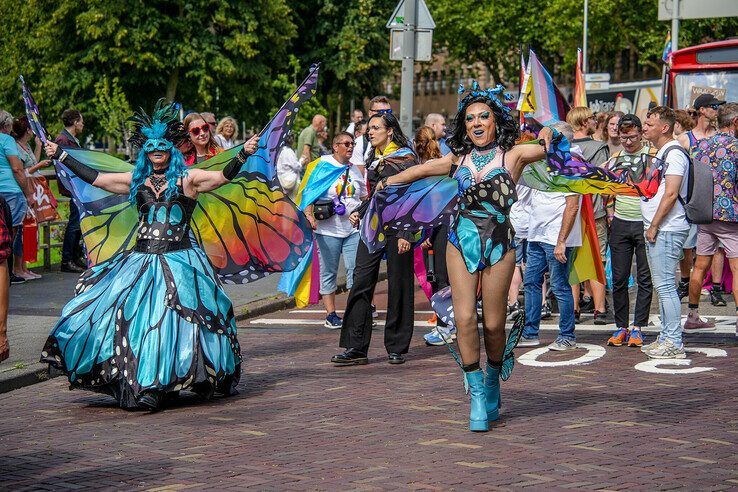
[672, 72, 738, 110]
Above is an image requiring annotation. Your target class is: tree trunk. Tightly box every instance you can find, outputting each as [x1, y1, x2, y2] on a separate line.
[628, 46, 637, 81]
[166, 69, 179, 102]
[614, 51, 623, 83]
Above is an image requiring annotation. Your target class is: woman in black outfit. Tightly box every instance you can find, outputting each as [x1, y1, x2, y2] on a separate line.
[331, 113, 418, 365]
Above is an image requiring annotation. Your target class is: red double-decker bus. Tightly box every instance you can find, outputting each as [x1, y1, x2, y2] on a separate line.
[664, 38, 738, 109]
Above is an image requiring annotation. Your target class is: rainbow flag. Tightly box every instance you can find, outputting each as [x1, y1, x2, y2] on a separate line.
[662, 31, 672, 64]
[526, 49, 570, 125]
[278, 157, 347, 307]
[569, 195, 605, 285]
[574, 48, 587, 108]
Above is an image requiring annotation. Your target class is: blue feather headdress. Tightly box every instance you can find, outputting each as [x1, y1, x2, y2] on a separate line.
[128, 99, 188, 150]
[457, 81, 515, 120]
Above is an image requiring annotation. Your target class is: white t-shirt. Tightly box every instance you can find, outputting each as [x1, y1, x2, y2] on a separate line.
[214, 134, 235, 150]
[640, 140, 689, 232]
[349, 134, 373, 167]
[527, 190, 582, 247]
[509, 184, 534, 240]
[315, 156, 367, 238]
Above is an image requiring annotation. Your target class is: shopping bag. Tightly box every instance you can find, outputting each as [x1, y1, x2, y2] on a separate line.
[28, 175, 60, 223]
[22, 212, 38, 263]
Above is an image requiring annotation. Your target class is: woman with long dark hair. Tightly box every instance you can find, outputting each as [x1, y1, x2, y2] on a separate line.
[376, 84, 557, 431]
[331, 112, 418, 366]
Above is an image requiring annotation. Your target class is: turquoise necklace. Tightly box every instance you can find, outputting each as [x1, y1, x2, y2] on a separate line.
[470, 146, 497, 173]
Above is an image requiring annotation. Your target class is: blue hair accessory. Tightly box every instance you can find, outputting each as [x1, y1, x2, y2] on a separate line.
[457, 81, 514, 119]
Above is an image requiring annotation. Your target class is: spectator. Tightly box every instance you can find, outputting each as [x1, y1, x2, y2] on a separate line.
[520, 122, 582, 350]
[424, 113, 451, 155]
[181, 113, 223, 166]
[55, 109, 86, 273]
[673, 109, 695, 137]
[673, 107, 697, 296]
[604, 114, 655, 348]
[296, 114, 327, 166]
[593, 112, 609, 142]
[0, 196, 11, 362]
[201, 112, 217, 134]
[353, 119, 367, 140]
[684, 102, 738, 334]
[303, 132, 366, 328]
[276, 132, 302, 200]
[12, 117, 52, 280]
[214, 116, 238, 150]
[640, 106, 690, 359]
[345, 109, 364, 135]
[350, 96, 392, 168]
[602, 111, 625, 155]
[316, 129, 330, 156]
[567, 106, 613, 324]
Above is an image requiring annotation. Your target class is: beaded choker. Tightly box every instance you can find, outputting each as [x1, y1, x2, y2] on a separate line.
[470, 146, 497, 172]
[152, 167, 168, 175]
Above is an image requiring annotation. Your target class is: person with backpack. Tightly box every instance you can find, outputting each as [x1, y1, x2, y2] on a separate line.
[684, 102, 738, 334]
[640, 106, 691, 359]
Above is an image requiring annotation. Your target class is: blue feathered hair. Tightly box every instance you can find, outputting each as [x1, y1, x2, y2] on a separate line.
[128, 147, 188, 203]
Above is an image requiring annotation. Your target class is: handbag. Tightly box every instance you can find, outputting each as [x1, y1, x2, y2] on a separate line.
[313, 168, 350, 220]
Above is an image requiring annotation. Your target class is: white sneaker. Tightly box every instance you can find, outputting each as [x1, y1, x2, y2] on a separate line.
[548, 337, 577, 351]
[517, 337, 540, 347]
[645, 339, 686, 359]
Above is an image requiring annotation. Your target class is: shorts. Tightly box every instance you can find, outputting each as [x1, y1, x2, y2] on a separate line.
[315, 232, 359, 295]
[0, 191, 27, 227]
[514, 238, 527, 265]
[696, 221, 738, 258]
[595, 216, 608, 260]
[683, 223, 697, 249]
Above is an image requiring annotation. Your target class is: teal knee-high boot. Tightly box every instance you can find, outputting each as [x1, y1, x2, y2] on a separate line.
[464, 370, 488, 432]
[485, 363, 501, 422]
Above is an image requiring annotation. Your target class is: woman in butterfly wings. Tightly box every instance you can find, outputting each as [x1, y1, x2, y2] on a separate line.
[39, 100, 313, 411]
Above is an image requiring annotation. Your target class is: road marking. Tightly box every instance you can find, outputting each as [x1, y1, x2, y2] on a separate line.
[634, 347, 728, 374]
[517, 343, 607, 367]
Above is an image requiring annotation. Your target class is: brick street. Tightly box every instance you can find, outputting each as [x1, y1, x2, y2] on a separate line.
[1, 283, 737, 490]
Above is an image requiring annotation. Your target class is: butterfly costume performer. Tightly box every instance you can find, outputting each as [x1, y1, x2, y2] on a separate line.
[30, 71, 318, 409]
[360, 82, 663, 432]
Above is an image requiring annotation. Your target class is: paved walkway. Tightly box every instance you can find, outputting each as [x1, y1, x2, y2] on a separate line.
[1, 285, 737, 490]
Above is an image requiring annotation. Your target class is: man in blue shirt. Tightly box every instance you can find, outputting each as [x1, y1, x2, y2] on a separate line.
[424, 113, 451, 155]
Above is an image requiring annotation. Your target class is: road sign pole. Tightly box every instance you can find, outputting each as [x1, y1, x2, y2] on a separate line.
[399, 0, 416, 138]
[671, 0, 680, 51]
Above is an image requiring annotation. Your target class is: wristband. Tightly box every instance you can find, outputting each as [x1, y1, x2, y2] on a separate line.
[223, 148, 252, 181]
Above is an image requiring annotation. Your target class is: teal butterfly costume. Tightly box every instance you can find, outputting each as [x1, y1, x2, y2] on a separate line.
[29, 69, 320, 409]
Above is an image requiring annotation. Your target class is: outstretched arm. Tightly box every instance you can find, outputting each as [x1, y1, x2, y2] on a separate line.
[505, 126, 554, 180]
[187, 135, 259, 194]
[45, 141, 132, 194]
[379, 152, 457, 190]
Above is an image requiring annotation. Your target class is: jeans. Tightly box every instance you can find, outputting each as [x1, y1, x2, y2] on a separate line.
[645, 229, 688, 347]
[62, 200, 82, 263]
[523, 241, 575, 340]
[315, 232, 359, 295]
[609, 218, 652, 328]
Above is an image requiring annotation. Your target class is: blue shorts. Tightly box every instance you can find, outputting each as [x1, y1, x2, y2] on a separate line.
[515, 239, 527, 266]
[683, 224, 697, 249]
[1, 191, 27, 227]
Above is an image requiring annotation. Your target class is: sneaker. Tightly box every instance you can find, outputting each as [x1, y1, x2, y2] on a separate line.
[540, 301, 552, 320]
[424, 327, 457, 346]
[627, 329, 644, 347]
[517, 337, 540, 347]
[580, 296, 595, 314]
[593, 310, 615, 325]
[9, 274, 26, 285]
[683, 313, 716, 332]
[710, 288, 727, 307]
[371, 304, 378, 318]
[677, 280, 689, 300]
[548, 337, 577, 351]
[427, 313, 437, 326]
[641, 339, 661, 353]
[607, 327, 630, 347]
[644, 339, 686, 359]
[324, 312, 342, 329]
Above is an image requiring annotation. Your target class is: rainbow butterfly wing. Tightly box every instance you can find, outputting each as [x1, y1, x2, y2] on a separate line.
[361, 176, 459, 253]
[55, 149, 138, 265]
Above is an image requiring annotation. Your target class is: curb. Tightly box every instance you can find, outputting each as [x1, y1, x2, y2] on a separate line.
[0, 271, 388, 394]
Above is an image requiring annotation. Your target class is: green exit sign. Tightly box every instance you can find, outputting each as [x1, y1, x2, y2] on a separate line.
[395, 16, 404, 24]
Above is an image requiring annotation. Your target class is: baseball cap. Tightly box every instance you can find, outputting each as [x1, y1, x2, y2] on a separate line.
[693, 93, 725, 109]
[617, 114, 642, 129]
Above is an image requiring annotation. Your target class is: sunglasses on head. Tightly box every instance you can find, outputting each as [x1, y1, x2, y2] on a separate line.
[375, 108, 393, 115]
[189, 124, 210, 136]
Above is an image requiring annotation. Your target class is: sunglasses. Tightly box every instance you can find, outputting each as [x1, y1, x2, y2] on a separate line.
[375, 108, 393, 115]
[189, 124, 210, 136]
[708, 104, 722, 110]
[335, 141, 354, 148]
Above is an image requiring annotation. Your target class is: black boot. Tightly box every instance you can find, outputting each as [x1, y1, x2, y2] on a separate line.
[138, 390, 163, 411]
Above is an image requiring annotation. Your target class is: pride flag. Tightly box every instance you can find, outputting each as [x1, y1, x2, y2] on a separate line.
[568, 195, 605, 285]
[525, 49, 570, 125]
[662, 31, 672, 64]
[574, 48, 588, 108]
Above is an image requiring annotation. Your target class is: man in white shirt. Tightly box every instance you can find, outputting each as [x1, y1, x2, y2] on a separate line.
[520, 189, 582, 350]
[640, 106, 690, 359]
[345, 109, 364, 135]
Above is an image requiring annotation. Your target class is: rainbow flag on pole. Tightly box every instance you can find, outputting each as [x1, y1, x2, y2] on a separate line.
[522, 49, 570, 125]
[574, 48, 588, 108]
[568, 195, 605, 285]
[662, 31, 672, 64]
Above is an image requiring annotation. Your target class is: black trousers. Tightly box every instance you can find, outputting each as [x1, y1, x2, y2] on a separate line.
[424, 225, 449, 327]
[609, 217, 652, 328]
[339, 236, 414, 355]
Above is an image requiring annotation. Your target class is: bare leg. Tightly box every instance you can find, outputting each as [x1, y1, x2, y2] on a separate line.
[688, 255, 712, 306]
[447, 246, 481, 365]
[591, 280, 607, 312]
[507, 265, 522, 306]
[712, 249, 725, 285]
[323, 292, 336, 315]
[729, 258, 738, 307]
[680, 248, 693, 280]
[572, 283, 580, 312]
[0, 259, 8, 362]
[481, 252, 515, 363]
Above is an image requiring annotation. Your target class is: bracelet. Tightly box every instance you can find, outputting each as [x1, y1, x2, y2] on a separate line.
[381, 177, 389, 188]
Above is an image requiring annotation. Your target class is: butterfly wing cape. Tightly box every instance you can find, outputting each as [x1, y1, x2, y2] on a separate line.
[21, 68, 320, 281]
